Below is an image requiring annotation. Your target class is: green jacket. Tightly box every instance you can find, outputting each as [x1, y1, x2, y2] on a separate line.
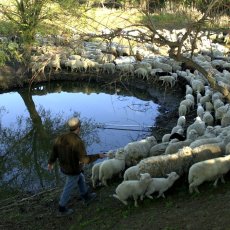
[48, 132, 100, 175]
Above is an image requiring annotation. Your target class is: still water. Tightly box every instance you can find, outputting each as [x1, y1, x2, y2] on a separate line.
[0, 81, 160, 192]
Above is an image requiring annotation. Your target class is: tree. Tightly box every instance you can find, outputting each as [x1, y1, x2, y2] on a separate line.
[0, 0, 51, 62]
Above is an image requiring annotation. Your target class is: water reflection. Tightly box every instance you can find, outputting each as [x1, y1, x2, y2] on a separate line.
[0, 81, 159, 193]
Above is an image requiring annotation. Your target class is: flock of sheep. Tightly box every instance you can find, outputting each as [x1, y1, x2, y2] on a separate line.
[79, 29, 230, 207]
[25, 28, 230, 207]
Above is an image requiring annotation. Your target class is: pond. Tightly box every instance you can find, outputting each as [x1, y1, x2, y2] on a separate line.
[0, 80, 164, 193]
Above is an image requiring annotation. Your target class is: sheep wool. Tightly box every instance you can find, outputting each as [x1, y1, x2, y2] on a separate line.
[91, 161, 102, 188]
[145, 172, 180, 199]
[99, 148, 126, 186]
[123, 165, 141, 181]
[113, 173, 152, 207]
[188, 154, 230, 193]
[124, 136, 157, 166]
[139, 143, 225, 178]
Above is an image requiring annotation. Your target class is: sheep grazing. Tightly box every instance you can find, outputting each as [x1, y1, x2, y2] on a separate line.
[188, 154, 230, 194]
[113, 173, 152, 207]
[99, 149, 125, 186]
[123, 165, 140, 181]
[124, 136, 157, 166]
[145, 172, 180, 199]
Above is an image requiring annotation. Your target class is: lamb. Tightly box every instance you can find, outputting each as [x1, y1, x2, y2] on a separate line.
[145, 172, 180, 199]
[123, 165, 140, 181]
[188, 152, 230, 193]
[113, 173, 152, 207]
[99, 149, 126, 186]
[124, 136, 157, 166]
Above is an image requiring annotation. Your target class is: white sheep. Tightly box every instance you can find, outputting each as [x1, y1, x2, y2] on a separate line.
[215, 104, 230, 122]
[139, 142, 224, 178]
[162, 133, 171, 143]
[134, 67, 149, 80]
[186, 85, 193, 95]
[180, 99, 194, 112]
[202, 111, 214, 126]
[165, 129, 198, 155]
[123, 165, 140, 181]
[190, 79, 205, 93]
[188, 154, 230, 193]
[197, 103, 204, 118]
[91, 161, 102, 188]
[99, 149, 126, 186]
[178, 104, 187, 116]
[145, 172, 180, 199]
[124, 136, 157, 166]
[205, 101, 214, 113]
[149, 142, 169, 156]
[159, 76, 176, 88]
[113, 173, 152, 207]
[186, 116, 206, 137]
[102, 63, 116, 74]
[221, 111, 230, 127]
[91, 151, 115, 188]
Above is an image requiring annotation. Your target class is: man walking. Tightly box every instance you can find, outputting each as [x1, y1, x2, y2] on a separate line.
[48, 117, 107, 216]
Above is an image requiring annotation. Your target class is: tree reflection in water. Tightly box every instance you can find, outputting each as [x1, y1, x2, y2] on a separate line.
[0, 104, 101, 193]
[0, 81, 159, 194]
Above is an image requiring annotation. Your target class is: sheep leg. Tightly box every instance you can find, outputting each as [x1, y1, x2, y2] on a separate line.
[213, 178, 219, 187]
[133, 195, 139, 207]
[220, 175, 225, 184]
[189, 184, 200, 194]
[113, 194, 128, 205]
[102, 178, 108, 187]
[145, 194, 153, 199]
[92, 178, 96, 188]
[157, 192, 165, 198]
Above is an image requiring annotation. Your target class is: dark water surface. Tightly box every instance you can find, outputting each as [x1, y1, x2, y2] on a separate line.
[0, 81, 160, 192]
